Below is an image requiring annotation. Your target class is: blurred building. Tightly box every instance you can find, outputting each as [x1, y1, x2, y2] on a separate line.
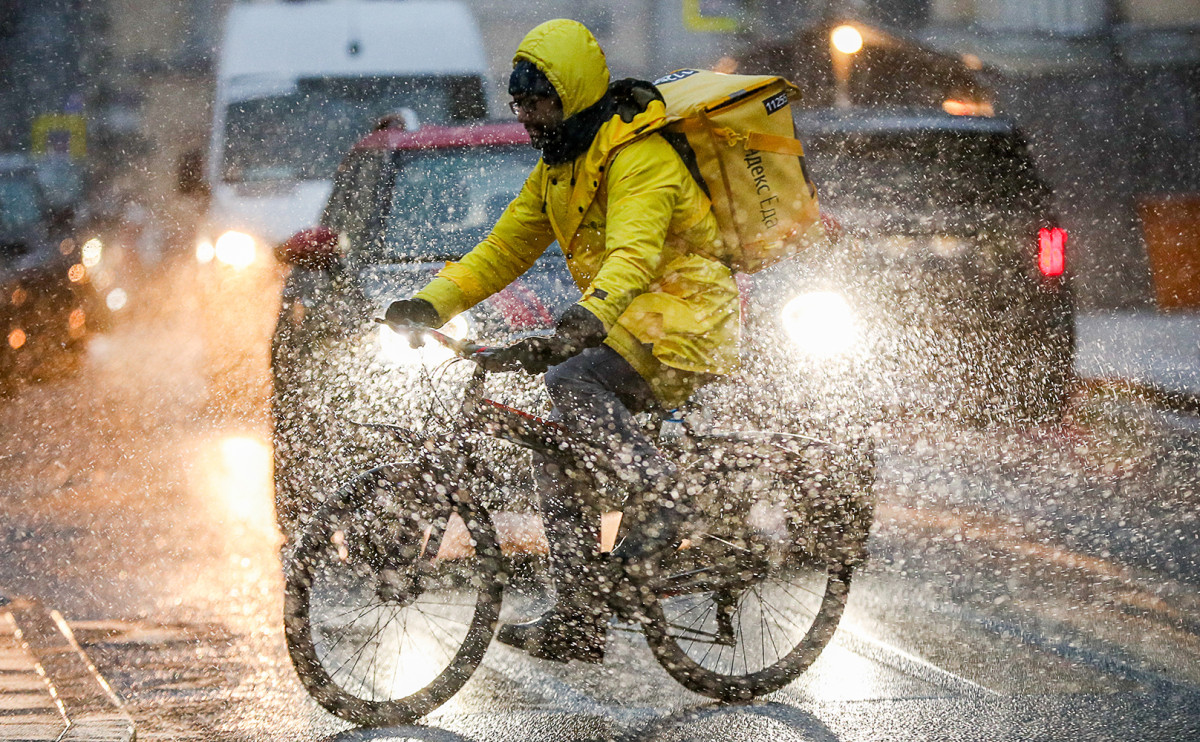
[6, 0, 1193, 306]
[0, 0, 92, 154]
[921, 0, 1200, 310]
[87, 0, 227, 260]
[0, 0, 96, 219]
[0, 0, 227, 258]
[732, 0, 1200, 309]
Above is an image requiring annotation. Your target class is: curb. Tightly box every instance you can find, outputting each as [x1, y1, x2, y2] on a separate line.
[5, 601, 134, 742]
[0, 610, 67, 742]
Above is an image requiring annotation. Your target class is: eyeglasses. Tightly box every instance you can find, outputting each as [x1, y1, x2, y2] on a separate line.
[508, 95, 558, 115]
[508, 97, 540, 115]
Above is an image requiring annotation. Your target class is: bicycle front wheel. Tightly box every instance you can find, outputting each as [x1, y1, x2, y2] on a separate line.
[284, 463, 503, 726]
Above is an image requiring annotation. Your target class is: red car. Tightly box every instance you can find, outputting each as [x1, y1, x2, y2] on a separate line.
[271, 122, 576, 536]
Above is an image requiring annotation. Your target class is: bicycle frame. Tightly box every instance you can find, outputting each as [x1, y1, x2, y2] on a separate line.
[359, 322, 862, 566]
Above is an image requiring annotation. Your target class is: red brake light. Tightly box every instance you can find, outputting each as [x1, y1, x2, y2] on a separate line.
[1038, 227, 1066, 277]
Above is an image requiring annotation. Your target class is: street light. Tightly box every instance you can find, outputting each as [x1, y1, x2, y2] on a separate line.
[831, 24, 863, 108]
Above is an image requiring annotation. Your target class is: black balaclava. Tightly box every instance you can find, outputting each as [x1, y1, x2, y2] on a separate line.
[508, 59, 557, 100]
[509, 59, 603, 165]
[509, 61, 665, 166]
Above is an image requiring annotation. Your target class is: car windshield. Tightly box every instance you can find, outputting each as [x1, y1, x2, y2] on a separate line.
[0, 173, 45, 232]
[804, 131, 1049, 230]
[221, 75, 485, 183]
[379, 145, 536, 260]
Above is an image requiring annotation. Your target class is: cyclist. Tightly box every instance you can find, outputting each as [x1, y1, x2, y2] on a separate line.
[385, 19, 739, 664]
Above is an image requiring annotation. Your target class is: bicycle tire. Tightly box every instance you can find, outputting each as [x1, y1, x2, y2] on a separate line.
[284, 463, 503, 725]
[643, 556, 852, 700]
[642, 436, 873, 700]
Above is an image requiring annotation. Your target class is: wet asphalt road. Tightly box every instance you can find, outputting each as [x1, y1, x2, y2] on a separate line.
[1, 259, 1198, 741]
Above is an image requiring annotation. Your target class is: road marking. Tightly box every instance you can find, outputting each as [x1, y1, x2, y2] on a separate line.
[7, 602, 134, 742]
[834, 621, 1002, 697]
[878, 502, 1199, 631]
[49, 612, 132, 720]
[476, 613, 1001, 726]
[943, 602, 1200, 696]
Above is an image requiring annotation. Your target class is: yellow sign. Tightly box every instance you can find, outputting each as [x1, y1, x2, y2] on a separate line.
[32, 113, 87, 158]
[683, 0, 739, 33]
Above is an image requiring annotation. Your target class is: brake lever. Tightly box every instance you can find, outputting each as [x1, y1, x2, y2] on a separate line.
[374, 317, 486, 358]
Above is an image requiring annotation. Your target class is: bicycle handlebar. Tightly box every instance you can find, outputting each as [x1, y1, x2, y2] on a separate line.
[374, 317, 525, 373]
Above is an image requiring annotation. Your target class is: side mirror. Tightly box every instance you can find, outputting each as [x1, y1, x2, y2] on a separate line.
[277, 226, 341, 268]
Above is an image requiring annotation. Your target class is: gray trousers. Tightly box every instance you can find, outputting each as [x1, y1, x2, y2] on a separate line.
[533, 345, 677, 618]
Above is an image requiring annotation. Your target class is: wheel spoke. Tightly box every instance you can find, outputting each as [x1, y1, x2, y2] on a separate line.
[756, 586, 784, 668]
[413, 603, 469, 657]
[338, 606, 387, 695]
[645, 528, 857, 698]
[316, 600, 386, 662]
[285, 464, 502, 723]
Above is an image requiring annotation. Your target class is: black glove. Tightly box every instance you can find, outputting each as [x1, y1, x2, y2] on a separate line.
[492, 304, 607, 375]
[384, 297, 439, 329]
[555, 303, 607, 348]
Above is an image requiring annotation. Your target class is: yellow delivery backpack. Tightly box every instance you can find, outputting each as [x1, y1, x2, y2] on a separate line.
[653, 69, 824, 274]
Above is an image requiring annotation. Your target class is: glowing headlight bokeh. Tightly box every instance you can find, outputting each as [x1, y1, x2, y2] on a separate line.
[377, 313, 471, 367]
[781, 291, 859, 359]
[214, 231, 256, 269]
[196, 239, 215, 263]
[80, 238, 103, 268]
[106, 288, 128, 311]
[831, 25, 864, 54]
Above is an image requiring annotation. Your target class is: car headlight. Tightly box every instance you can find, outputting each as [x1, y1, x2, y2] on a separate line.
[80, 238, 104, 268]
[781, 291, 859, 359]
[213, 231, 256, 269]
[377, 313, 471, 367]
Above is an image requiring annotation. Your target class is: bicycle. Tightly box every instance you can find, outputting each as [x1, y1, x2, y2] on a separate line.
[283, 322, 875, 726]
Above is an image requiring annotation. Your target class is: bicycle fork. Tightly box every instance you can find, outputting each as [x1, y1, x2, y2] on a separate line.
[414, 371, 489, 563]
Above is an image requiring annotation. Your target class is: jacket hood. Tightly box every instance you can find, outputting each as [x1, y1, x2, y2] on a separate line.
[537, 78, 667, 166]
[513, 19, 610, 119]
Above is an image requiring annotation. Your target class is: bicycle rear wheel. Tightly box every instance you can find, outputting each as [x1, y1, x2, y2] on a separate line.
[284, 463, 503, 725]
[643, 435, 873, 700]
[644, 543, 851, 700]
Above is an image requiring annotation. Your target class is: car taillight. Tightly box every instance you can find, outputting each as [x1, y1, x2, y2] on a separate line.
[1038, 227, 1066, 277]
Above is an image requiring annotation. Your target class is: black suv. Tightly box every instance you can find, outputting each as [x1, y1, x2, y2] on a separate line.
[743, 109, 1074, 423]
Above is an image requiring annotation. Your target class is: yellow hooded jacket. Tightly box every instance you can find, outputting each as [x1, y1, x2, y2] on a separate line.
[415, 19, 739, 406]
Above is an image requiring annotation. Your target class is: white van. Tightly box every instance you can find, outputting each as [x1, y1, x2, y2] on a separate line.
[201, 0, 489, 259]
[195, 0, 488, 399]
